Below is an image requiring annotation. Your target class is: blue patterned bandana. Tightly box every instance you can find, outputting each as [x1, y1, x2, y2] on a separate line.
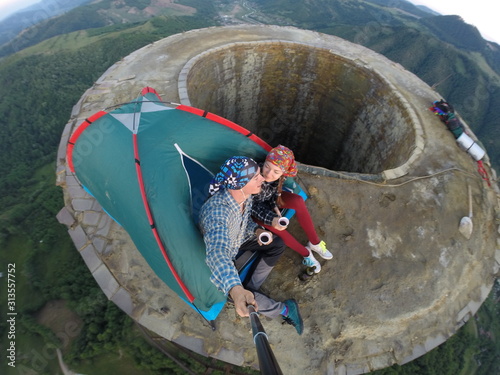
[209, 156, 259, 196]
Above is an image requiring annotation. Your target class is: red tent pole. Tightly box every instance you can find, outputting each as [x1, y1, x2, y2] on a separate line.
[133, 133, 195, 302]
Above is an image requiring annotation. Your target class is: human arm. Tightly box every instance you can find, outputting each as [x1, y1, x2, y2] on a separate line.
[247, 200, 276, 242]
[270, 216, 287, 231]
[201, 205, 243, 295]
[252, 201, 279, 226]
[201, 203, 259, 316]
[253, 206, 286, 232]
[251, 181, 280, 226]
[254, 226, 275, 245]
[229, 285, 257, 317]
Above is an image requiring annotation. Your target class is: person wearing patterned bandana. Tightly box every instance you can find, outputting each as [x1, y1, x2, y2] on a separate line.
[199, 156, 303, 335]
[252, 145, 333, 274]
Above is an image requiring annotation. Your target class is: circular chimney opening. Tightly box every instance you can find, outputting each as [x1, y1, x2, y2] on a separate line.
[182, 42, 416, 174]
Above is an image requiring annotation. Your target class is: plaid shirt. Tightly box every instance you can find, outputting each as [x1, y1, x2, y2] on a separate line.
[199, 189, 258, 295]
[252, 180, 280, 225]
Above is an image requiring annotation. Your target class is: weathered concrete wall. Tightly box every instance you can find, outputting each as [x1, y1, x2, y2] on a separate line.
[184, 42, 414, 174]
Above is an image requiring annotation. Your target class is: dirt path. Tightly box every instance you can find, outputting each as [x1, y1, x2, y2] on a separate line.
[57, 349, 77, 375]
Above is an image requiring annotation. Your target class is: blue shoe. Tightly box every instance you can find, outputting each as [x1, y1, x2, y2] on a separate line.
[282, 299, 303, 335]
[302, 251, 321, 273]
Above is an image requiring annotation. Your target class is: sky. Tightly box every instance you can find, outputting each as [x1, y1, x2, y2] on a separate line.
[407, 0, 500, 44]
[0, 0, 499, 44]
[0, 0, 40, 20]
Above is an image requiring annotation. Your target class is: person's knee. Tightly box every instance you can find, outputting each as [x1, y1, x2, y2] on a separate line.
[273, 235, 285, 250]
[283, 192, 305, 208]
[262, 236, 286, 267]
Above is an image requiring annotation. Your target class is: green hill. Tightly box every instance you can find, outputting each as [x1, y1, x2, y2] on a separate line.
[0, 1, 498, 374]
[419, 15, 487, 51]
[0, 0, 213, 57]
[0, 0, 93, 47]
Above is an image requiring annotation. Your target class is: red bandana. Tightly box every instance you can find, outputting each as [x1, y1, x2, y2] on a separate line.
[266, 145, 297, 177]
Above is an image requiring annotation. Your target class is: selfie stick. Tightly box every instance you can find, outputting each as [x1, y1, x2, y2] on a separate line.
[248, 305, 283, 375]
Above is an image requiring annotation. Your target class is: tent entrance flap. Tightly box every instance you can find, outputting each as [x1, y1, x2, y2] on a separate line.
[175, 143, 214, 225]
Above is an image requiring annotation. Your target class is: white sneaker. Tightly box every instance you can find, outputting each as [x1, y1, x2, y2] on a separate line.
[306, 240, 333, 260]
[302, 251, 321, 273]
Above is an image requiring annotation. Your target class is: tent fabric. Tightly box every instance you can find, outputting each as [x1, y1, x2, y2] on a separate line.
[67, 87, 271, 319]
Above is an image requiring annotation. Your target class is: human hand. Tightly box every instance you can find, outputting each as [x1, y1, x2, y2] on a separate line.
[256, 228, 273, 245]
[229, 285, 257, 317]
[271, 216, 287, 231]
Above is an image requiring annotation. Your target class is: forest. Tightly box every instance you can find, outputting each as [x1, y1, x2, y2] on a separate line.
[0, 0, 498, 374]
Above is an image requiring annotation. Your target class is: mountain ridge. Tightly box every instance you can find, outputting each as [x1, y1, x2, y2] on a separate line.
[0, 0, 93, 46]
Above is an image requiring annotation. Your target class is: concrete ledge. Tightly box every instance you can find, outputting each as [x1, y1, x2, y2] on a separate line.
[110, 287, 134, 316]
[80, 244, 101, 273]
[172, 335, 208, 357]
[56, 207, 75, 227]
[423, 333, 446, 352]
[215, 347, 245, 368]
[400, 344, 426, 365]
[92, 263, 120, 299]
[68, 225, 88, 251]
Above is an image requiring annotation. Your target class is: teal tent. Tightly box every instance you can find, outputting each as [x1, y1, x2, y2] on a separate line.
[67, 87, 271, 322]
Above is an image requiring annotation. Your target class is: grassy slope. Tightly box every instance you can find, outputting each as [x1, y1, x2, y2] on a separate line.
[1, 164, 76, 375]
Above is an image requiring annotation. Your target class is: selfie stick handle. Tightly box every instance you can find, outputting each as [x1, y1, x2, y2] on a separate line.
[248, 305, 283, 375]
